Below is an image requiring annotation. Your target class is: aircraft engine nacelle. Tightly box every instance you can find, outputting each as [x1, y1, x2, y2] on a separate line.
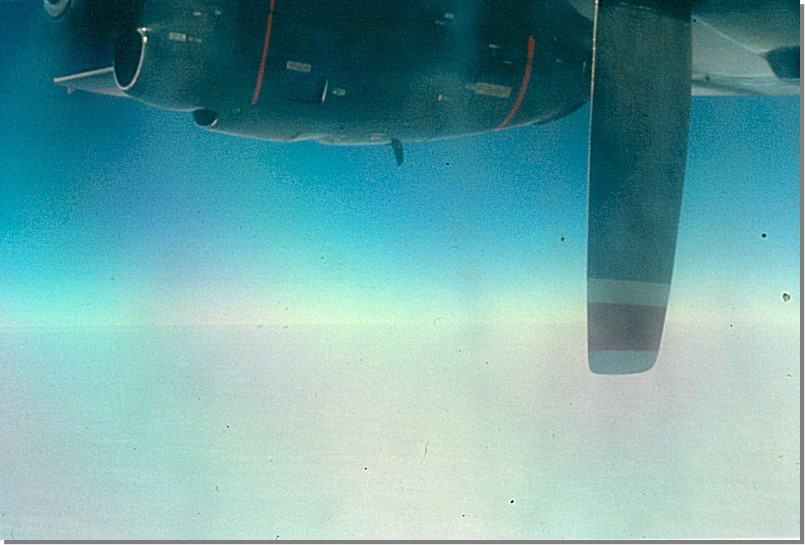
[45, 0, 202, 111]
[113, 28, 205, 111]
[44, 0, 147, 86]
[44, 0, 142, 31]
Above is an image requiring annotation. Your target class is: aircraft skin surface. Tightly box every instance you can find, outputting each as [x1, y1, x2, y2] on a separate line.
[45, 0, 799, 374]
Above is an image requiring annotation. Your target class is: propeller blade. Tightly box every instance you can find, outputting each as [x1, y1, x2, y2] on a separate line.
[586, 0, 692, 374]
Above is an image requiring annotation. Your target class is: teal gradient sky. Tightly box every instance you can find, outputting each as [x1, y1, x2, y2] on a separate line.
[0, 2, 800, 540]
[0, 81, 799, 328]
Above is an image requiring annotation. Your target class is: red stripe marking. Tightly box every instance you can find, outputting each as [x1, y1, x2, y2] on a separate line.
[495, 35, 535, 131]
[251, 0, 276, 105]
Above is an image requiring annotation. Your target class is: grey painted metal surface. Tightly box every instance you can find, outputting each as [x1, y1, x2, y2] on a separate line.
[586, 0, 692, 373]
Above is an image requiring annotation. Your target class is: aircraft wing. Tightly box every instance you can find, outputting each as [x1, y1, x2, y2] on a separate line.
[691, 73, 799, 97]
[567, 0, 799, 96]
[691, 8, 799, 96]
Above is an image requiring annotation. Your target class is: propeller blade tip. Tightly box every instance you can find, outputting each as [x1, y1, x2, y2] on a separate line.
[588, 350, 657, 375]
